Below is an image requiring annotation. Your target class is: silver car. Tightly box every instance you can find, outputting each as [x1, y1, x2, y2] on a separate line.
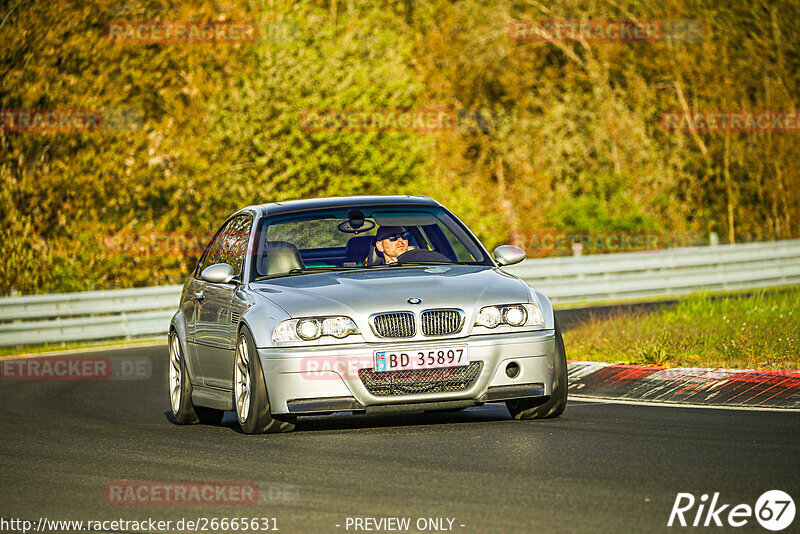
[169, 196, 567, 433]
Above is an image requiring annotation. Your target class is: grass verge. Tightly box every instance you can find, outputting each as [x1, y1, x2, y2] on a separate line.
[0, 338, 165, 358]
[563, 288, 799, 370]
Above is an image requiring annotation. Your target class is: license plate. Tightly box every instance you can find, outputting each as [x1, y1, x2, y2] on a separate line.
[373, 346, 469, 372]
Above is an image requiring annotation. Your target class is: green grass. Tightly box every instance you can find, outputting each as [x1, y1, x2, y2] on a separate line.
[551, 284, 800, 310]
[563, 288, 800, 370]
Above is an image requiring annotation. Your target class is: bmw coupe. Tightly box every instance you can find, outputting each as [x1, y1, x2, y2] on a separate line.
[169, 196, 567, 433]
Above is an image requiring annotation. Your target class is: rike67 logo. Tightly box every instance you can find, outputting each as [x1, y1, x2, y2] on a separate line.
[668, 490, 795, 531]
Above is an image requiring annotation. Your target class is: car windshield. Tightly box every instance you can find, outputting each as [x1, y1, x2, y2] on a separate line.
[252, 205, 491, 280]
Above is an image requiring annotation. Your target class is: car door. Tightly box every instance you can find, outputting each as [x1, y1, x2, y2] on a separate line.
[182, 276, 206, 378]
[185, 223, 228, 383]
[194, 214, 252, 389]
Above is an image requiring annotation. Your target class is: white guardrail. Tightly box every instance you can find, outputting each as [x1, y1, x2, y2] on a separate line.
[1, 240, 799, 347]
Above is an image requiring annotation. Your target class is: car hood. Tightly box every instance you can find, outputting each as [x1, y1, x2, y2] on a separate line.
[250, 265, 531, 318]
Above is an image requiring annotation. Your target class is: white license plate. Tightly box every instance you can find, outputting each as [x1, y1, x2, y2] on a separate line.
[373, 346, 469, 372]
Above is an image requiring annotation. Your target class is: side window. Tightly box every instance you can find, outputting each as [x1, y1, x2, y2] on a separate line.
[436, 222, 476, 262]
[198, 225, 226, 275]
[420, 222, 475, 262]
[198, 215, 252, 276]
[217, 215, 252, 276]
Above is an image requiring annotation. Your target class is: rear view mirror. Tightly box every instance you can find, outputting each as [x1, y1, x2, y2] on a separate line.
[493, 245, 526, 266]
[201, 263, 235, 284]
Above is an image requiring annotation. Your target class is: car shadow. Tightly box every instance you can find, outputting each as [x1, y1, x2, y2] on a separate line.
[162, 403, 574, 434]
[162, 410, 243, 432]
[292, 404, 513, 432]
[165, 404, 514, 433]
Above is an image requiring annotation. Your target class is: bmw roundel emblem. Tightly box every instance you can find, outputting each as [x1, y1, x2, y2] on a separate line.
[407, 297, 422, 304]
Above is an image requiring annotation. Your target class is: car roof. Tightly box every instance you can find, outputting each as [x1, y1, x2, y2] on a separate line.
[241, 195, 442, 217]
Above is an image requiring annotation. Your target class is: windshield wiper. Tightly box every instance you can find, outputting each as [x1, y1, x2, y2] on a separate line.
[254, 266, 363, 281]
[362, 261, 475, 269]
[394, 261, 473, 266]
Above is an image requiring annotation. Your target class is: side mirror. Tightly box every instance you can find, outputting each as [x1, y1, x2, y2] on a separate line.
[201, 263, 235, 284]
[494, 245, 526, 266]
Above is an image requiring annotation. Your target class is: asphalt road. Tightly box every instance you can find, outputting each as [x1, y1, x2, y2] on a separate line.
[1, 345, 798, 534]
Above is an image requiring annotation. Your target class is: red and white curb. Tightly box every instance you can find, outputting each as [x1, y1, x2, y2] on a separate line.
[567, 361, 800, 409]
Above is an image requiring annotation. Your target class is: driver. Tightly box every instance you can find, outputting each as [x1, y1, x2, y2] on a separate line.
[374, 226, 408, 264]
[374, 226, 451, 264]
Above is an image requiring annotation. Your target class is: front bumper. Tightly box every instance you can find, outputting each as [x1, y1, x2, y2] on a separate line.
[257, 330, 556, 415]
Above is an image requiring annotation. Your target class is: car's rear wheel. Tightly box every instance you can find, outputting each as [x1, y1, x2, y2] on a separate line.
[169, 330, 224, 425]
[234, 326, 294, 434]
[505, 320, 568, 420]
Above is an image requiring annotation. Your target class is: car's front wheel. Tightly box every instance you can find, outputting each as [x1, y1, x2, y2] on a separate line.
[169, 330, 224, 425]
[505, 319, 568, 420]
[234, 326, 295, 434]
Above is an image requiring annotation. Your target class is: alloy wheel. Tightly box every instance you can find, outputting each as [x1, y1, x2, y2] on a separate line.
[168, 333, 182, 414]
[234, 334, 252, 423]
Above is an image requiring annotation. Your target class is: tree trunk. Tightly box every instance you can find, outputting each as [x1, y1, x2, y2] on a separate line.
[723, 131, 735, 244]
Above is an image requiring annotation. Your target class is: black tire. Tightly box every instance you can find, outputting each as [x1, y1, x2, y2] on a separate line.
[505, 319, 568, 420]
[234, 326, 295, 434]
[168, 330, 224, 425]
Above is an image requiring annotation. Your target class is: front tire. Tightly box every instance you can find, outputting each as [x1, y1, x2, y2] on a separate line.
[169, 330, 224, 425]
[234, 326, 294, 434]
[505, 319, 568, 420]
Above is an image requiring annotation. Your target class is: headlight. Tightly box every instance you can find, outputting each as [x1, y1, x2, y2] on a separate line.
[273, 316, 360, 343]
[475, 303, 544, 329]
[322, 316, 358, 338]
[296, 319, 322, 340]
[476, 306, 502, 328]
[503, 305, 527, 326]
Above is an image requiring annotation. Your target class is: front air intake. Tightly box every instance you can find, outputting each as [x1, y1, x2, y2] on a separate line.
[421, 309, 464, 336]
[371, 312, 416, 338]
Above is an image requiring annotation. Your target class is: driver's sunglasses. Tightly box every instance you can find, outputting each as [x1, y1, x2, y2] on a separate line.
[385, 231, 410, 242]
